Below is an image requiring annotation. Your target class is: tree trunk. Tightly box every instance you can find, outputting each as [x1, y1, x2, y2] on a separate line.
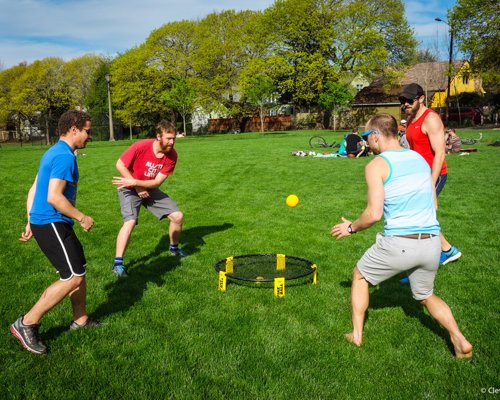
[260, 105, 264, 133]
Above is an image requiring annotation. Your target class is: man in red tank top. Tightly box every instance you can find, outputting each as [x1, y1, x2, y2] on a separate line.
[400, 83, 461, 266]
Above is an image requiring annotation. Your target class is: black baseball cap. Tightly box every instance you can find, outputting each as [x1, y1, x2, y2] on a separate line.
[399, 83, 425, 101]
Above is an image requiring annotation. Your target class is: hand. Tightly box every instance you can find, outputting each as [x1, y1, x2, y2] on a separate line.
[135, 186, 150, 198]
[79, 215, 95, 232]
[331, 217, 352, 240]
[20, 222, 33, 241]
[112, 176, 136, 189]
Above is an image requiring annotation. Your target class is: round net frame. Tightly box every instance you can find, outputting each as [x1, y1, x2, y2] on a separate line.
[214, 253, 317, 282]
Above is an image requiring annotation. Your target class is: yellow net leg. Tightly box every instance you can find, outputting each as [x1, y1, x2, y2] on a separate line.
[218, 271, 227, 292]
[274, 277, 285, 298]
[225, 256, 234, 274]
[312, 264, 318, 284]
[276, 254, 286, 271]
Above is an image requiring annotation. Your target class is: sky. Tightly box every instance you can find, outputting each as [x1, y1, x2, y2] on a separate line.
[0, 0, 458, 70]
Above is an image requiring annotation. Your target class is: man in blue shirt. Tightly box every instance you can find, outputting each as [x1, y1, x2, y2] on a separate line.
[331, 113, 472, 359]
[11, 110, 98, 354]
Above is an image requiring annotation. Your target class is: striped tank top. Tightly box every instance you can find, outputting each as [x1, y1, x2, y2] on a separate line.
[378, 149, 440, 236]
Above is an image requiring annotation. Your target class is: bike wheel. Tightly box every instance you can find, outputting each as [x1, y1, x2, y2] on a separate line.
[309, 136, 327, 148]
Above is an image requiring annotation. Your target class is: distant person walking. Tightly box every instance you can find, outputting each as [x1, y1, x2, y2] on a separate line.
[111, 120, 187, 278]
[331, 113, 472, 358]
[12, 110, 98, 355]
[400, 83, 461, 266]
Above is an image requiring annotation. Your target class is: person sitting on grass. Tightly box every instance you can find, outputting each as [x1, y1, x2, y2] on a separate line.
[345, 127, 367, 158]
[330, 113, 473, 359]
[446, 128, 462, 154]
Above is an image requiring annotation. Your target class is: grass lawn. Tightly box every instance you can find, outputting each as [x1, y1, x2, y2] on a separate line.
[0, 128, 499, 399]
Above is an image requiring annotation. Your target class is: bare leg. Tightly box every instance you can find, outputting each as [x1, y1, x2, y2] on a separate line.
[421, 294, 473, 358]
[346, 267, 369, 347]
[69, 277, 88, 325]
[23, 276, 85, 325]
[168, 211, 183, 245]
[440, 232, 452, 252]
[115, 219, 137, 258]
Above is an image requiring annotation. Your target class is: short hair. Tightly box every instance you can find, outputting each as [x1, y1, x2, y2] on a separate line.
[58, 110, 91, 136]
[352, 127, 359, 133]
[156, 120, 176, 135]
[366, 113, 398, 139]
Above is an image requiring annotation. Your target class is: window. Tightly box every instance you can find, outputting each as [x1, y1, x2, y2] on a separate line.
[462, 75, 469, 85]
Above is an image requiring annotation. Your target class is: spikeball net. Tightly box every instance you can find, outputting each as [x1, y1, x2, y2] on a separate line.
[215, 253, 317, 298]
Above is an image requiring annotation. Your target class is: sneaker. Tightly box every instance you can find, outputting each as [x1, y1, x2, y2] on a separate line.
[399, 277, 410, 284]
[69, 317, 101, 330]
[10, 316, 47, 354]
[169, 247, 188, 257]
[112, 264, 128, 277]
[440, 245, 462, 265]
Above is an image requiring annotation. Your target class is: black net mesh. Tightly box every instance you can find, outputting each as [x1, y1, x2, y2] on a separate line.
[214, 254, 316, 282]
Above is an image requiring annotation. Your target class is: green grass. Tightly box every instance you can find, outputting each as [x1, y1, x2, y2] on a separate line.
[0, 128, 499, 399]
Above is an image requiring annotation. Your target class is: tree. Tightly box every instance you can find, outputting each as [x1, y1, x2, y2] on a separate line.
[111, 44, 171, 128]
[63, 54, 103, 109]
[243, 74, 275, 132]
[449, 0, 500, 91]
[10, 58, 70, 144]
[161, 77, 196, 135]
[262, 0, 417, 110]
[319, 82, 353, 130]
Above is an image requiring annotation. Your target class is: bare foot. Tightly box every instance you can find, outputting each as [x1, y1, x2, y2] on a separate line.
[451, 334, 473, 359]
[345, 332, 362, 347]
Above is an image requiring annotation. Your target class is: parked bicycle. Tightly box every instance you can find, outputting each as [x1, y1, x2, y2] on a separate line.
[461, 132, 482, 145]
[309, 135, 339, 148]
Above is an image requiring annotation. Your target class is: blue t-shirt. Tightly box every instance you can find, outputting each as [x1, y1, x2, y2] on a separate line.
[29, 140, 78, 225]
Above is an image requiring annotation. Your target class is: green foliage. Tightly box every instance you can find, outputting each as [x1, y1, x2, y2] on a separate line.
[449, 0, 500, 91]
[111, 44, 172, 126]
[319, 82, 353, 110]
[63, 54, 104, 109]
[0, 129, 498, 398]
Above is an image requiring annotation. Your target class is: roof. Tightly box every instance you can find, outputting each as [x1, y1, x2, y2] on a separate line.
[354, 61, 466, 104]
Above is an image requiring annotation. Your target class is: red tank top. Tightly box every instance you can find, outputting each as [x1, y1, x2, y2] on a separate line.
[406, 108, 447, 175]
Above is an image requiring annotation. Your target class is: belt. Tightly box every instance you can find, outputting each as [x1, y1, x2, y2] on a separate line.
[395, 233, 436, 239]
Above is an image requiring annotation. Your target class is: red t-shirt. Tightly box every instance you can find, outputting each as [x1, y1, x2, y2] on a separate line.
[119, 139, 177, 180]
[406, 109, 447, 176]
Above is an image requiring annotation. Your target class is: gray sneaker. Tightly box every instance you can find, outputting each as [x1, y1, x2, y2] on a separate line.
[69, 317, 101, 330]
[10, 316, 47, 354]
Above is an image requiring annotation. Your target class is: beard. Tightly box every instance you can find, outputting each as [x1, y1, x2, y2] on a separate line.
[404, 101, 420, 119]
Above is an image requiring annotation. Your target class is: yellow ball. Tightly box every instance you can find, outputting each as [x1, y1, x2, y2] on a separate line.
[286, 194, 299, 208]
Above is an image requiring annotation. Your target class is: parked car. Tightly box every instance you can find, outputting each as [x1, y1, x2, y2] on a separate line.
[434, 107, 483, 125]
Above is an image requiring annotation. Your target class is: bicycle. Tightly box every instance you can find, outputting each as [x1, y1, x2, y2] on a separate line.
[461, 132, 482, 145]
[309, 135, 339, 148]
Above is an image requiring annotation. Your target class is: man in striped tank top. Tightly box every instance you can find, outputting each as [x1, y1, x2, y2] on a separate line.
[331, 113, 472, 358]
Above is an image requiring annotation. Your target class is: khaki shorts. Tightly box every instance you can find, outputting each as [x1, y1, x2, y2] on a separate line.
[118, 188, 180, 223]
[357, 233, 441, 300]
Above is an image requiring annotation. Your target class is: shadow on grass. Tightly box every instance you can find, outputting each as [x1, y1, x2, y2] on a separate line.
[43, 223, 233, 341]
[339, 278, 453, 354]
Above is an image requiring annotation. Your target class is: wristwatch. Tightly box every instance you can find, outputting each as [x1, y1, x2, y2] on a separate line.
[347, 224, 356, 234]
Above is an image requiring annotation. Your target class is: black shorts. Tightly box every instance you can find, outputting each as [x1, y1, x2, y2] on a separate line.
[31, 222, 87, 280]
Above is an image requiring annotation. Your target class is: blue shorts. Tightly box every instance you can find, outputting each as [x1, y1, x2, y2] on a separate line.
[435, 173, 447, 196]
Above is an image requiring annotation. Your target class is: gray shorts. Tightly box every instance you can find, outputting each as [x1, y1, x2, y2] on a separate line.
[118, 188, 180, 223]
[357, 233, 441, 300]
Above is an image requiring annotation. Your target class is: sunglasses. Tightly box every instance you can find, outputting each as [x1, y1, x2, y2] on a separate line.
[399, 96, 420, 105]
[361, 129, 381, 138]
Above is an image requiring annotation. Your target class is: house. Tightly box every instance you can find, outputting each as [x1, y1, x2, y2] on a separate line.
[351, 61, 484, 126]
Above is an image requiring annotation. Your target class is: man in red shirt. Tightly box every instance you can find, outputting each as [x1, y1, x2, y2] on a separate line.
[400, 83, 461, 267]
[111, 120, 187, 277]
